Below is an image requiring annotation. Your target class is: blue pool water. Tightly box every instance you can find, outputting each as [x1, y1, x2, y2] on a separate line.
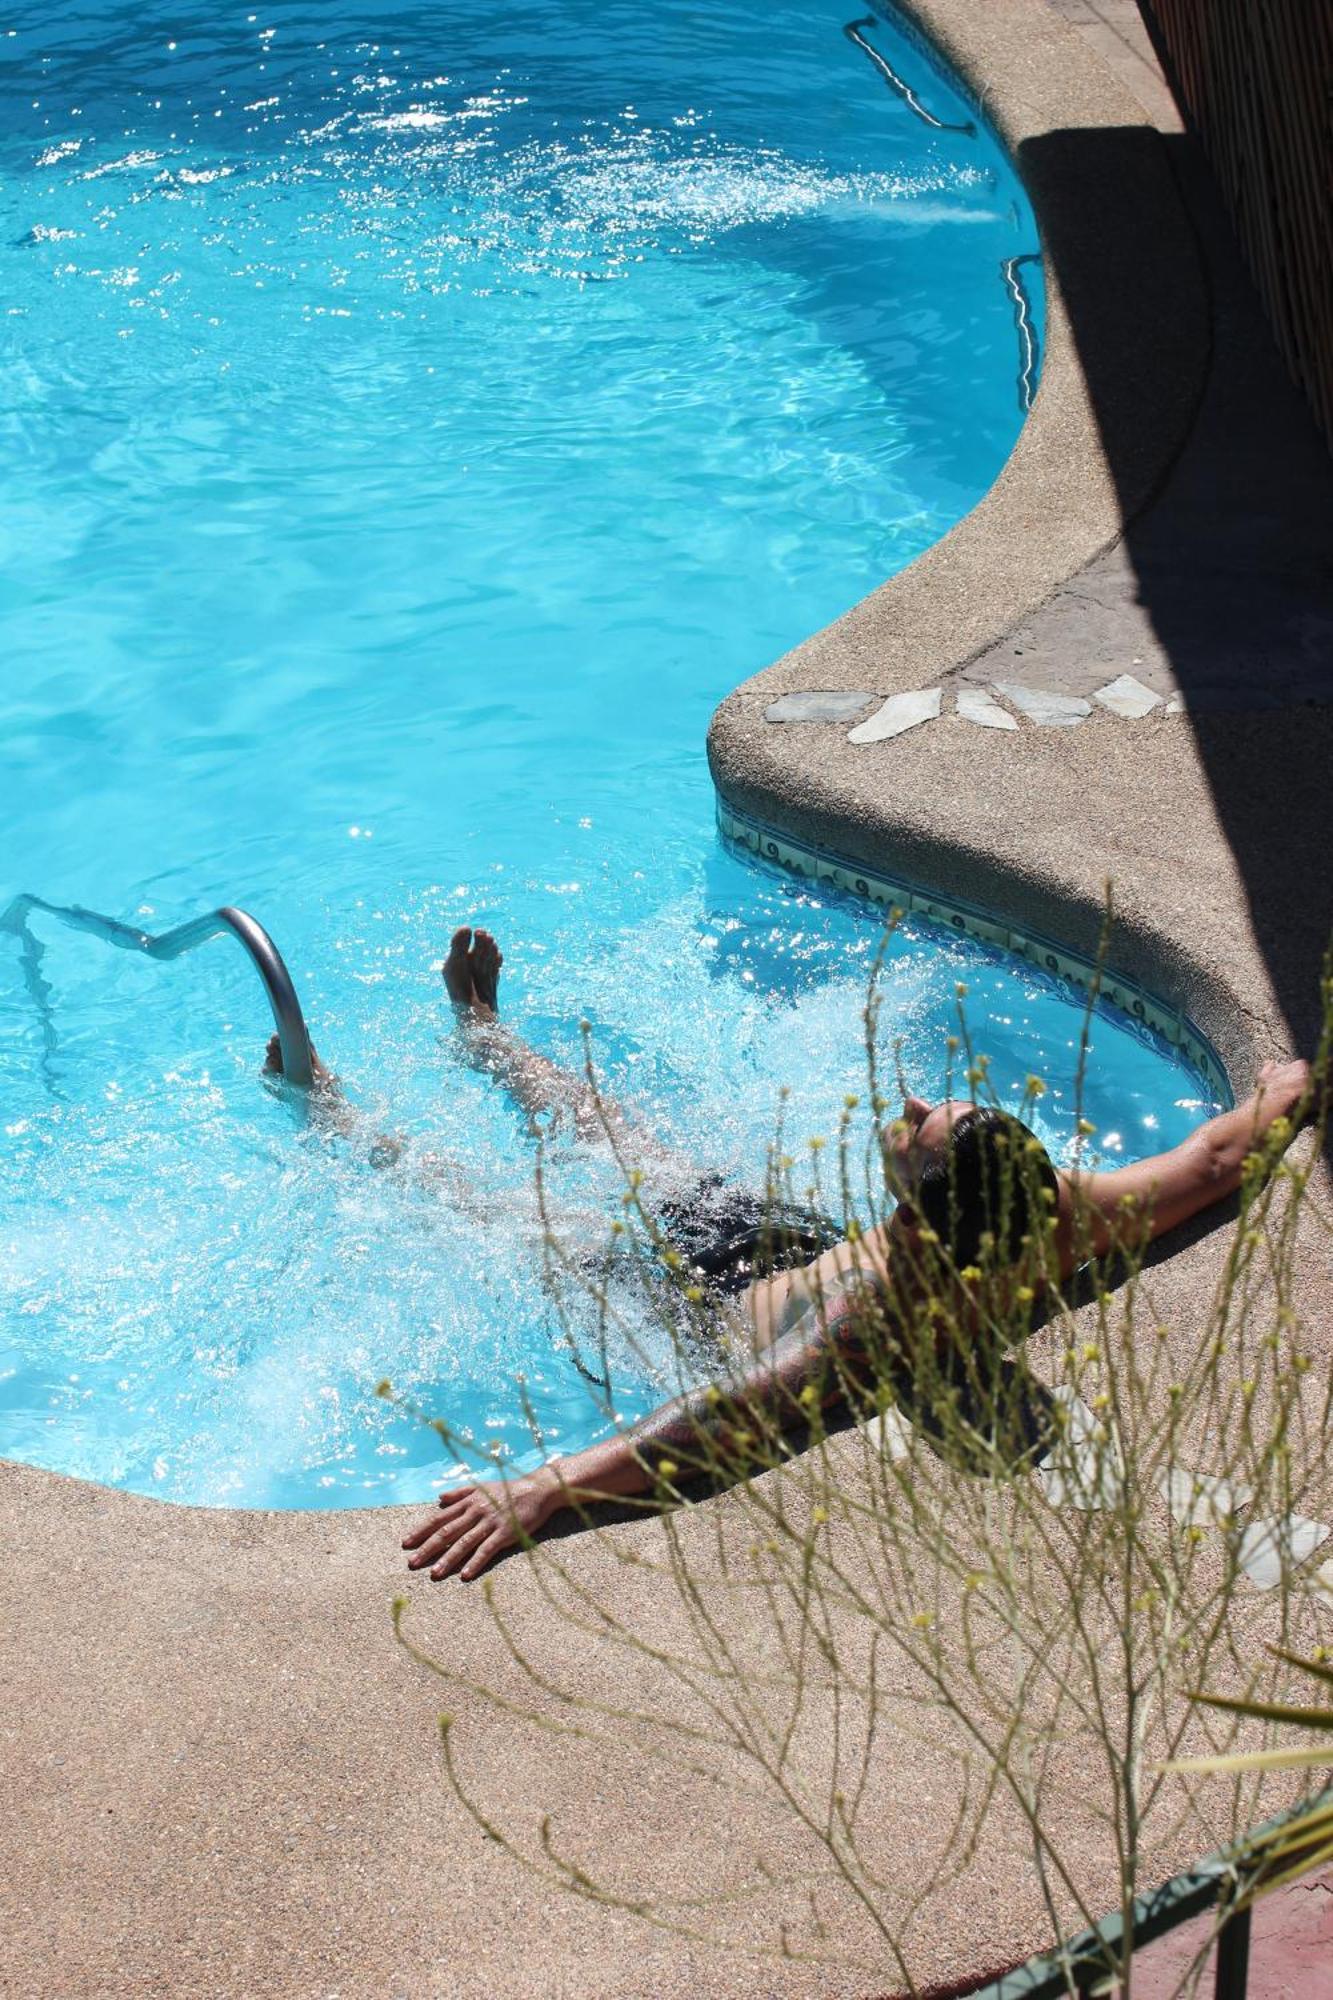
[0, 0, 1218, 1508]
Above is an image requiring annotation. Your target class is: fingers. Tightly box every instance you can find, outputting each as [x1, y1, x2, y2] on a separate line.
[429, 1515, 504, 1581]
[402, 1492, 516, 1577]
[460, 1529, 511, 1581]
[402, 1494, 478, 1553]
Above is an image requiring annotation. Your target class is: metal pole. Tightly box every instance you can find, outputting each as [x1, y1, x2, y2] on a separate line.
[1, 893, 316, 1093]
[1214, 1904, 1251, 2000]
[217, 907, 314, 1088]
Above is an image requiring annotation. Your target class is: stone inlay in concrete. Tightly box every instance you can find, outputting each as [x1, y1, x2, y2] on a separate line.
[1094, 672, 1162, 719]
[764, 690, 876, 724]
[848, 687, 942, 744]
[1161, 1467, 1252, 1530]
[956, 686, 1020, 730]
[1037, 1388, 1124, 1511]
[861, 1407, 913, 1461]
[992, 681, 1093, 727]
[1236, 1512, 1332, 1590]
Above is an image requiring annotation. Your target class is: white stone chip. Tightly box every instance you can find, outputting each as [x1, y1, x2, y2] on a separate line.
[1314, 1558, 1333, 1615]
[861, 1407, 913, 1462]
[1037, 1388, 1125, 1512]
[956, 686, 1019, 730]
[1161, 1467, 1253, 1530]
[1237, 1513, 1332, 1591]
[1165, 693, 1186, 715]
[764, 691, 875, 724]
[992, 682, 1092, 728]
[1093, 673, 1163, 719]
[847, 688, 941, 745]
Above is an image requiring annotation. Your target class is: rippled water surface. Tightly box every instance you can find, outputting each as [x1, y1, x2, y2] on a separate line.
[0, 0, 1215, 1508]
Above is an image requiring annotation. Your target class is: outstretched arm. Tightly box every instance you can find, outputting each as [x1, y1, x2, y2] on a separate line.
[1062, 1057, 1315, 1262]
[402, 1286, 875, 1581]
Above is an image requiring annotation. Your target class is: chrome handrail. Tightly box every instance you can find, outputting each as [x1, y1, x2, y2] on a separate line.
[1002, 251, 1043, 415]
[843, 16, 977, 137]
[0, 893, 315, 1089]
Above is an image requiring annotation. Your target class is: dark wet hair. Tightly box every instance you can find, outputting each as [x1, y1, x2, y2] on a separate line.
[910, 1108, 1058, 1271]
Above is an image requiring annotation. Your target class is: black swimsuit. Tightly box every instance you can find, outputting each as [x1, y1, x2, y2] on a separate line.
[657, 1172, 845, 1301]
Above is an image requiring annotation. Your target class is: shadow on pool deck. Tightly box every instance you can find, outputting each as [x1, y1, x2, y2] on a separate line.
[993, 119, 1333, 1061]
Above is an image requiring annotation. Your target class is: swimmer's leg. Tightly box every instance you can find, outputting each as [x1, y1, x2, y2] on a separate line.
[443, 926, 661, 1155]
[263, 1033, 406, 1166]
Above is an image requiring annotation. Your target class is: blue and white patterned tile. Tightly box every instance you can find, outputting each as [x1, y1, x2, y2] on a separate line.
[713, 800, 1231, 1103]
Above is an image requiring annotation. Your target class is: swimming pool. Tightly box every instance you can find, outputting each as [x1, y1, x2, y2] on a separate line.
[0, 0, 1218, 1508]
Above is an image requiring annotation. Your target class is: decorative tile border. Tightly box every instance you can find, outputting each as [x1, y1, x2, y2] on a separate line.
[717, 797, 1232, 1103]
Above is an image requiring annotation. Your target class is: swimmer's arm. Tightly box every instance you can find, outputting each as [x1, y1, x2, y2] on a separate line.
[403, 1298, 871, 1580]
[1060, 1058, 1314, 1262]
[744, 1227, 890, 1352]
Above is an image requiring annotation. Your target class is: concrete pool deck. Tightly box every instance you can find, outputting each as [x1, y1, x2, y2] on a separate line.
[3, 2, 1332, 1996]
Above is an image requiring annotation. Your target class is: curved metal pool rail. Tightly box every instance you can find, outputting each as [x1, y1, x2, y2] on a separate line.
[1002, 251, 1043, 415]
[842, 15, 978, 137]
[0, 893, 315, 1090]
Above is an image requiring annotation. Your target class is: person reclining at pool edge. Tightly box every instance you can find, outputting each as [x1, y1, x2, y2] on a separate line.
[394, 927, 1315, 1582]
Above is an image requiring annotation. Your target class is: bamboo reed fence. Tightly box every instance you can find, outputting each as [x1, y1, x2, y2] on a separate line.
[1141, 0, 1333, 452]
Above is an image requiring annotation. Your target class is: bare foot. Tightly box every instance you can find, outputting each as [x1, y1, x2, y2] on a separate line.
[469, 929, 502, 1015]
[442, 925, 501, 1022]
[263, 1033, 334, 1091]
[442, 927, 477, 1010]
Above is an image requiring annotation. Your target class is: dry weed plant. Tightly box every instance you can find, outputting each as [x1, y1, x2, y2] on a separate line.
[392, 921, 1333, 1998]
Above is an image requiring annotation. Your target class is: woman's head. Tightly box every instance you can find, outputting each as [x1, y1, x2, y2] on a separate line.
[886, 1098, 1058, 1274]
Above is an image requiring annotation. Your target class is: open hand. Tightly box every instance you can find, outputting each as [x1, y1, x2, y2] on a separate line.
[402, 1467, 562, 1581]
